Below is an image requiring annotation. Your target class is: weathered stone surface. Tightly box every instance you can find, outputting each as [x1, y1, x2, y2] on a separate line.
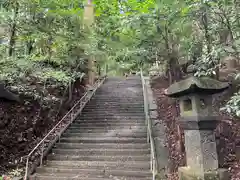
[165, 76, 229, 98]
[145, 76, 168, 175]
[179, 95, 213, 117]
[184, 130, 218, 173]
[236, 146, 240, 161]
[0, 83, 20, 102]
[179, 167, 230, 180]
[179, 119, 218, 130]
[145, 78, 157, 111]
[150, 110, 158, 119]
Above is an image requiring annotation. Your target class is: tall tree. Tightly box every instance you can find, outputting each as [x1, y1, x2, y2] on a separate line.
[84, 0, 95, 85]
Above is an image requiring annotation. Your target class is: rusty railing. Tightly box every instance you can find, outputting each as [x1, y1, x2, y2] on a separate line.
[140, 69, 158, 180]
[23, 76, 106, 180]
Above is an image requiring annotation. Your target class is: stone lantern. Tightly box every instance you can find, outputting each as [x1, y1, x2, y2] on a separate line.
[165, 76, 230, 180]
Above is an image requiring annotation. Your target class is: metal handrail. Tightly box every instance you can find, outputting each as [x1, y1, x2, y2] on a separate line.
[140, 69, 158, 180]
[23, 77, 106, 180]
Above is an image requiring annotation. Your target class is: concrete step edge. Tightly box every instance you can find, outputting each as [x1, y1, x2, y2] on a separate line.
[62, 133, 147, 137]
[60, 137, 147, 140]
[35, 167, 152, 177]
[46, 160, 151, 168]
[31, 174, 151, 180]
[52, 148, 151, 153]
[55, 143, 150, 149]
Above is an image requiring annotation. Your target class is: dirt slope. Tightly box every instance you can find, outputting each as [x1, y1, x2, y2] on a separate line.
[0, 82, 85, 174]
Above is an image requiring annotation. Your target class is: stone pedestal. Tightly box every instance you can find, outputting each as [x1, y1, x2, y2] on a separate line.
[179, 167, 229, 180]
[178, 116, 229, 180]
[184, 130, 218, 174]
[236, 145, 240, 161]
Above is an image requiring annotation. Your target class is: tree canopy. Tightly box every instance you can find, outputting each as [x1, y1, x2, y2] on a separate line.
[0, 0, 240, 114]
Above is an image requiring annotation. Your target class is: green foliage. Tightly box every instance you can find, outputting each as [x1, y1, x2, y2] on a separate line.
[0, 0, 90, 86]
[0, 0, 240, 116]
[221, 91, 240, 117]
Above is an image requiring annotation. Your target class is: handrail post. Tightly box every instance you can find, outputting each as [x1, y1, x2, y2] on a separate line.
[71, 110, 74, 121]
[40, 144, 44, 166]
[58, 133, 61, 143]
[24, 157, 29, 180]
[150, 153, 153, 171]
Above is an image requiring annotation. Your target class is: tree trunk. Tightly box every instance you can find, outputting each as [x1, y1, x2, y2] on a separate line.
[8, 3, 19, 56]
[66, 81, 73, 105]
[169, 56, 182, 83]
[201, 4, 211, 55]
[27, 40, 34, 55]
[88, 56, 95, 84]
[97, 64, 101, 76]
[84, 1, 95, 86]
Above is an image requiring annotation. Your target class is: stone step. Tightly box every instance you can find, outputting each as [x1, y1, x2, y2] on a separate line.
[76, 115, 145, 121]
[76, 116, 145, 121]
[89, 100, 144, 103]
[31, 173, 151, 180]
[80, 113, 145, 116]
[73, 119, 146, 123]
[82, 108, 145, 112]
[93, 93, 143, 95]
[55, 143, 150, 150]
[92, 94, 143, 97]
[84, 106, 144, 109]
[96, 90, 142, 93]
[68, 125, 146, 129]
[101, 80, 141, 82]
[71, 121, 145, 124]
[91, 97, 143, 100]
[98, 84, 142, 86]
[46, 160, 150, 170]
[51, 148, 150, 156]
[84, 105, 144, 108]
[70, 124, 146, 129]
[99, 85, 142, 87]
[89, 99, 144, 102]
[35, 167, 151, 178]
[69, 123, 146, 128]
[65, 127, 147, 133]
[62, 132, 147, 138]
[87, 100, 144, 107]
[82, 108, 144, 112]
[48, 154, 150, 161]
[82, 110, 145, 113]
[37, 166, 149, 173]
[98, 85, 142, 87]
[82, 111, 145, 115]
[59, 137, 147, 144]
[65, 129, 147, 134]
[78, 116, 145, 120]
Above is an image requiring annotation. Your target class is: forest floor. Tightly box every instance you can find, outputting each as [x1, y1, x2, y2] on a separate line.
[0, 82, 85, 175]
[151, 76, 240, 180]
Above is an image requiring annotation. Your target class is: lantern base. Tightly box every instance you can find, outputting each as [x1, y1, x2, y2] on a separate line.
[178, 167, 229, 180]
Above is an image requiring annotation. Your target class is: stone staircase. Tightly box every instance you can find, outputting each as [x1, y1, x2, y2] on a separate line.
[31, 76, 152, 180]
